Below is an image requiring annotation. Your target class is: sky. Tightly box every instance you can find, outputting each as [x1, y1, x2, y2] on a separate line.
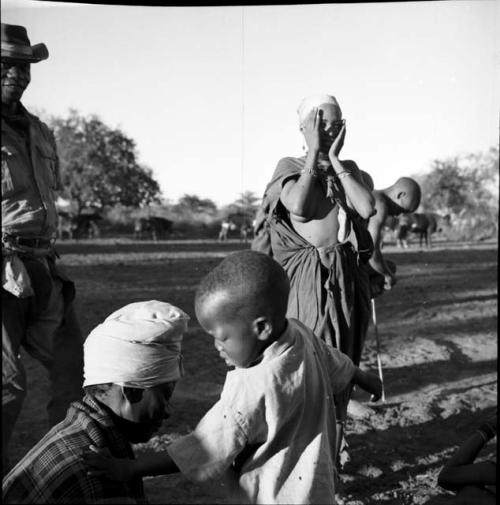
[2, 0, 499, 207]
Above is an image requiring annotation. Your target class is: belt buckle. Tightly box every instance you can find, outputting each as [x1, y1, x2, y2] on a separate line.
[13, 236, 25, 248]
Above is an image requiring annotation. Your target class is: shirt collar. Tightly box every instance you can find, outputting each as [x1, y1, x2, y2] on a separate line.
[257, 319, 296, 363]
[71, 394, 135, 458]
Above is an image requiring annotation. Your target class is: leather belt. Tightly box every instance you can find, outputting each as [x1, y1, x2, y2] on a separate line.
[15, 237, 54, 249]
[2, 234, 55, 249]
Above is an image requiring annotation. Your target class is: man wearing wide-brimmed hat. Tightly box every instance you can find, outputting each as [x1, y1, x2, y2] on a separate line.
[1, 23, 84, 473]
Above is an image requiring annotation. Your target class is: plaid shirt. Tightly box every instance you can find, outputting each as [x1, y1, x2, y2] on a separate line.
[2, 395, 147, 504]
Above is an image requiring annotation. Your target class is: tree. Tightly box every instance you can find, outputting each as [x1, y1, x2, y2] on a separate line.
[417, 147, 498, 216]
[223, 191, 260, 220]
[49, 110, 161, 214]
[173, 194, 218, 217]
[414, 147, 498, 239]
[233, 191, 260, 212]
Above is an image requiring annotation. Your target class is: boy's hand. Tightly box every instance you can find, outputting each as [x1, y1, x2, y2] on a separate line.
[82, 445, 134, 481]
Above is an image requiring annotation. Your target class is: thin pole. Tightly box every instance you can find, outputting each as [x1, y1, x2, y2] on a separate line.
[240, 7, 245, 202]
[371, 298, 386, 402]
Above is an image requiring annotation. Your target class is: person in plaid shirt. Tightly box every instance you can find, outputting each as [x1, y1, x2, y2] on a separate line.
[2, 300, 189, 504]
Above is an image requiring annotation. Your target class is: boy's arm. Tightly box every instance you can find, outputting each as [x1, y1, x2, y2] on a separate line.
[352, 367, 383, 401]
[133, 450, 179, 477]
[85, 396, 253, 485]
[84, 446, 179, 480]
[368, 192, 396, 289]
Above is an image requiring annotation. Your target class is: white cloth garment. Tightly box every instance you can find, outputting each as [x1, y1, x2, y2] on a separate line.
[168, 318, 356, 504]
[83, 300, 189, 388]
[297, 94, 341, 124]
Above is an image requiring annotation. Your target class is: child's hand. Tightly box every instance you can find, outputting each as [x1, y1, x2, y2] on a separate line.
[82, 445, 134, 481]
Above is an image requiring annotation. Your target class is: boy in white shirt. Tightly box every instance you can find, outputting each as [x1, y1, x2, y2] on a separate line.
[84, 250, 382, 504]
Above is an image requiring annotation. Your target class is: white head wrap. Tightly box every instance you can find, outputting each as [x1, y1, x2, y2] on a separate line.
[83, 300, 189, 389]
[297, 94, 341, 125]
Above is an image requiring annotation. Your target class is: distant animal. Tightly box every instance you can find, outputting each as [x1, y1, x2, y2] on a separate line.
[57, 211, 77, 239]
[406, 212, 450, 248]
[239, 223, 253, 244]
[380, 215, 399, 248]
[396, 213, 412, 249]
[73, 213, 102, 239]
[218, 220, 235, 242]
[381, 212, 449, 248]
[134, 216, 173, 241]
[57, 211, 102, 240]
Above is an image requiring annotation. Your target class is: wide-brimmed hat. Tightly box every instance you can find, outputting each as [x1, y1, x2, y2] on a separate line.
[1, 23, 48, 63]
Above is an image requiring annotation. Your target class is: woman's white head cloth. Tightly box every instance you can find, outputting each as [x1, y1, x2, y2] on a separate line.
[83, 300, 189, 389]
[297, 94, 342, 125]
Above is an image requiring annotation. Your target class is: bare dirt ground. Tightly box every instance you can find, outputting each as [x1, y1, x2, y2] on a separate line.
[9, 238, 497, 504]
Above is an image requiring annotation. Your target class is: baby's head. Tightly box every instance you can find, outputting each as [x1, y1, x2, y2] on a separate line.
[194, 250, 290, 368]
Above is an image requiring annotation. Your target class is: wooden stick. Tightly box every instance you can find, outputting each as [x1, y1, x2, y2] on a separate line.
[371, 298, 386, 402]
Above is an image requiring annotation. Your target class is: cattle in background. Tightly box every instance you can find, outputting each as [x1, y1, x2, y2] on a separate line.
[407, 212, 450, 248]
[239, 223, 253, 244]
[380, 212, 450, 248]
[218, 212, 254, 242]
[380, 215, 399, 248]
[396, 213, 413, 249]
[57, 211, 77, 239]
[74, 213, 102, 239]
[57, 211, 102, 240]
[134, 216, 173, 241]
[218, 219, 234, 242]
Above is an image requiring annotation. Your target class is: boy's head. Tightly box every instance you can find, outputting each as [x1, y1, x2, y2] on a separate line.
[83, 300, 189, 443]
[194, 250, 290, 368]
[388, 177, 422, 214]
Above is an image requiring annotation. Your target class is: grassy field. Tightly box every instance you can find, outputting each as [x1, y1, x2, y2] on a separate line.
[9, 238, 497, 504]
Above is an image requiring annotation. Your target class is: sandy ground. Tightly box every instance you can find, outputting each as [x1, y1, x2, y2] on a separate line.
[7, 238, 497, 504]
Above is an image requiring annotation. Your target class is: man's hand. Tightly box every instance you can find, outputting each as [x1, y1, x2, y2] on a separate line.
[82, 445, 135, 481]
[328, 120, 346, 161]
[300, 108, 321, 154]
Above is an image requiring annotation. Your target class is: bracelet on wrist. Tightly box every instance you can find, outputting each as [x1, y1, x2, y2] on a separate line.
[300, 167, 319, 177]
[335, 170, 353, 180]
